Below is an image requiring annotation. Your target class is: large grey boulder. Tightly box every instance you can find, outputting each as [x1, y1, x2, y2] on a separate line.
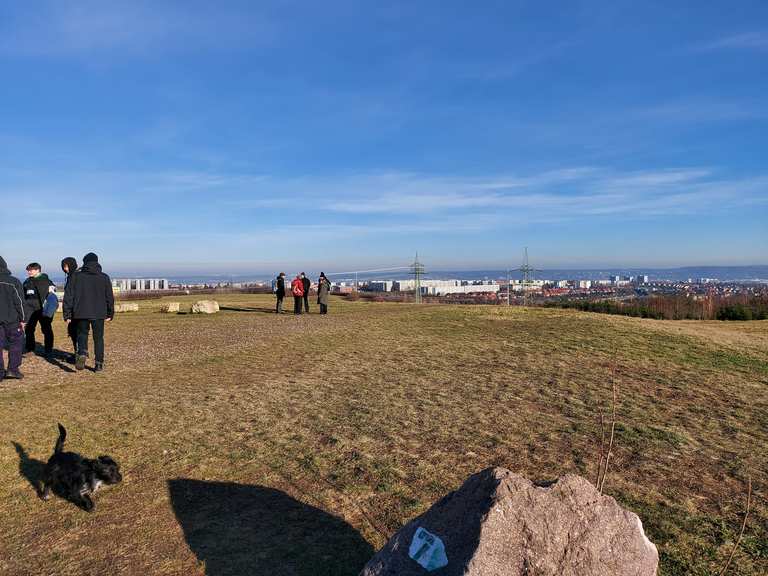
[360, 467, 658, 576]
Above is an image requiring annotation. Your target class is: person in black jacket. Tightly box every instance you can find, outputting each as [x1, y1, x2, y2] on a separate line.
[61, 257, 79, 359]
[0, 256, 26, 380]
[23, 262, 56, 357]
[274, 272, 286, 314]
[301, 272, 311, 313]
[63, 253, 114, 372]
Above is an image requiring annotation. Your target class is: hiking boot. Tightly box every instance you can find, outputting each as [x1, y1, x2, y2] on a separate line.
[5, 370, 23, 380]
[94, 362, 104, 372]
[75, 355, 87, 371]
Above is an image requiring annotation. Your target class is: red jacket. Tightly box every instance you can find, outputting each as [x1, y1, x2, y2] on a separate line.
[291, 277, 304, 297]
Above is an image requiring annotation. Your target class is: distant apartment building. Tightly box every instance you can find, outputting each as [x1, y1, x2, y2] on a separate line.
[423, 284, 500, 296]
[576, 280, 592, 289]
[367, 281, 394, 292]
[113, 278, 171, 292]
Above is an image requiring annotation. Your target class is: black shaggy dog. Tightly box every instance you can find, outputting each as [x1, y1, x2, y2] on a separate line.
[41, 424, 122, 511]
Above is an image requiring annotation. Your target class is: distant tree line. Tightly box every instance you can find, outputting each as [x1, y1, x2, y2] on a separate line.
[544, 294, 768, 321]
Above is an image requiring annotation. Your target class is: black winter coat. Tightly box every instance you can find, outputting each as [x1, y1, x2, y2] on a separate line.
[63, 262, 115, 321]
[301, 276, 310, 294]
[23, 273, 55, 313]
[275, 276, 285, 297]
[0, 257, 26, 324]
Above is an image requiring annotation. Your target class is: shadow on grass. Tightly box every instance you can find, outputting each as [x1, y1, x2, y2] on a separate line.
[28, 345, 76, 373]
[219, 306, 277, 314]
[168, 479, 374, 576]
[11, 442, 45, 496]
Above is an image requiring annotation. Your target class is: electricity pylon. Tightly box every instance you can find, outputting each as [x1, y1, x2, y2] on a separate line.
[515, 247, 536, 307]
[410, 253, 425, 304]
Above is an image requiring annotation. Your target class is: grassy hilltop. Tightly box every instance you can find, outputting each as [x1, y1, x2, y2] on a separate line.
[0, 294, 766, 575]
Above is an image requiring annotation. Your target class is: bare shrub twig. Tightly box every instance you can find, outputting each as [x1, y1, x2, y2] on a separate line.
[717, 476, 753, 576]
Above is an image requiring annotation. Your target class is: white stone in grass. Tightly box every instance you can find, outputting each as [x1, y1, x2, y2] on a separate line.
[191, 300, 220, 314]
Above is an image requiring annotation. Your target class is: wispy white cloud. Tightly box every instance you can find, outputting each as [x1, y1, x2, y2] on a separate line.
[636, 100, 768, 123]
[697, 31, 768, 51]
[0, 1, 277, 57]
[456, 40, 579, 81]
[4, 166, 767, 244]
[222, 167, 766, 219]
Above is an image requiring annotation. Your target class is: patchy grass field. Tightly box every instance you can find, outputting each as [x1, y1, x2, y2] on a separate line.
[1, 295, 766, 575]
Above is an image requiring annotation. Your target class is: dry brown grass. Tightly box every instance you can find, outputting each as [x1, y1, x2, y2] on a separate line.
[1, 295, 766, 575]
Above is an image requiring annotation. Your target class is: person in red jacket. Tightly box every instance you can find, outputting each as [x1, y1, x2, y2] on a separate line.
[291, 274, 304, 315]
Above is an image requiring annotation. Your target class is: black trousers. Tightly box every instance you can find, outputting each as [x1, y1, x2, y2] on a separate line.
[275, 295, 284, 313]
[0, 322, 24, 373]
[76, 319, 105, 363]
[25, 309, 54, 354]
[319, 303, 328, 315]
[67, 320, 78, 351]
[293, 296, 302, 314]
[303, 294, 310, 313]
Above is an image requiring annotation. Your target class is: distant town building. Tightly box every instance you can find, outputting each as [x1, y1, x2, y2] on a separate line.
[367, 281, 395, 292]
[113, 278, 171, 292]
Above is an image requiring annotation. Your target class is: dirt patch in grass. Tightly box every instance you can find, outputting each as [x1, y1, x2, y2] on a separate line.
[1, 295, 766, 575]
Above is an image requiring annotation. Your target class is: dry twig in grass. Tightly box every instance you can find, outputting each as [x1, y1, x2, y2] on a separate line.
[595, 412, 606, 487]
[717, 476, 753, 576]
[596, 366, 618, 494]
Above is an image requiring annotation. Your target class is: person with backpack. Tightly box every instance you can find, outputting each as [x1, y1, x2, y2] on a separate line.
[0, 256, 26, 380]
[301, 272, 311, 313]
[23, 262, 56, 358]
[291, 274, 304, 315]
[317, 272, 331, 315]
[60, 257, 79, 359]
[63, 253, 114, 372]
[274, 272, 286, 314]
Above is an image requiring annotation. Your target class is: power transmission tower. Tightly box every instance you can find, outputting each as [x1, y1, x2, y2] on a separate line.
[410, 253, 425, 304]
[515, 247, 536, 307]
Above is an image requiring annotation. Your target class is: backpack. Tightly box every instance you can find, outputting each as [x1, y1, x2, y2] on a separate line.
[42, 292, 59, 318]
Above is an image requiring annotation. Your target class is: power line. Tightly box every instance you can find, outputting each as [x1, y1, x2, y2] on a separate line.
[323, 266, 411, 276]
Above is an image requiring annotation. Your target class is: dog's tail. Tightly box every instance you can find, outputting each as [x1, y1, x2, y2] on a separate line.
[54, 423, 66, 454]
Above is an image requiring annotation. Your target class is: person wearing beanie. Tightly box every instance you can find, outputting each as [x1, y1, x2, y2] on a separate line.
[274, 272, 286, 314]
[60, 257, 79, 358]
[63, 252, 114, 372]
[301, 272, 311, 313]
[22, 262, 56, 357]
[0, 256, 27, 380]
[317, 272, 331, 315]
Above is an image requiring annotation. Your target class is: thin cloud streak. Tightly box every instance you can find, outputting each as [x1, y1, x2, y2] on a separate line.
[0, 1, 278, 57]
[697, 31, 768, 51]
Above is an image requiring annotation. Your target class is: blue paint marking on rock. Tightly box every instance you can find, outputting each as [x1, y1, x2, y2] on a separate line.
[408, 527, 448, 571]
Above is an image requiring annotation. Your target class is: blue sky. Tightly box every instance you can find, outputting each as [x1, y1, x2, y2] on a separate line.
[1, 0, 766, 275]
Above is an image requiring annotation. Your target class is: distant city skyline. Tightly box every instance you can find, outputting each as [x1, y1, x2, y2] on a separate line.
[1, 1, 766, 272]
